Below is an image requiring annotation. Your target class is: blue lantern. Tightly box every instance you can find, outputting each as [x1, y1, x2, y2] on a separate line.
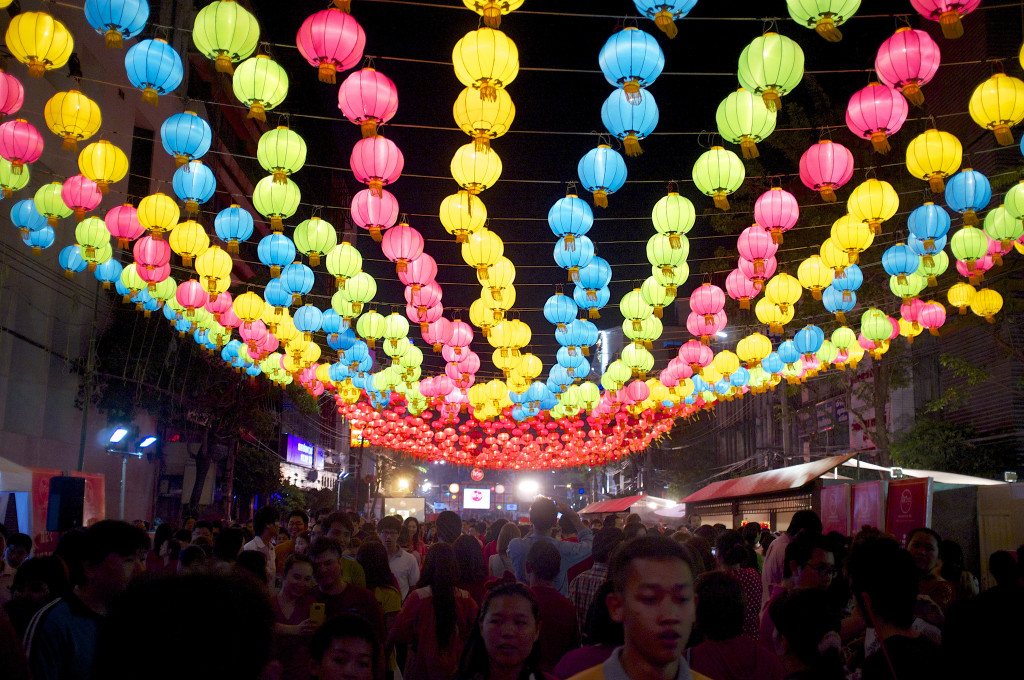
[94, 258, 123, 288]
[11, 199, 47, 233]
[729, 366, 750, 387]
[553, 235, 595, 282]
[328, 362, 349, 382]
[263, 277, 292, 311]
[257, 233, 296, 277]
[548, 193, 594, 241]
[172, 161, 216, 213]
[321, 309, 344, 336]
[601, 88, 659, 157]
[793, 326, 824, 357]
[578, 145, 627, 208]
[907, 202, 951, 245]
[125, 38, 184, 104]
[539, 389, 559, 411]
[557, 346, 585, 372]
[215, 205, 254, 254]
[598, 27, 665, 102]
[21, 225, 55, 253]
[831, 263, 863, 294]
[577, 319, 600, 348]
[690, 375, 710, 393]
[822, 285, 856, 321]
[777, 340, 800, 365]
[84, 0, 150, 48]
[578, 256, 612, 291]
[245, 365, 262, 378]
[163, 299, 182, 322]
[139, 291, 160, 315]
[280, 262, 314, 306]
[945, 169, 991, 226]
[193, 328, 210, 346]
[714, 379, 732, 395]
[882, 244, 918, 282]
[909, 234, 946, 257]
[293, 304, 324, 338]
[555, 319, 589, 349]
[633, 1, 700, 38]
[221, 340, 242, 363]
[544, 293, 579, 331]
[161, 112, 212, 167]
[573, 285, 611, 318]
[58, 245, 87, 277]
[114, 278, 132, 301]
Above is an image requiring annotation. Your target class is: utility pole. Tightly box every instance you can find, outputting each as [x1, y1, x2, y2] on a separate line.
[77, 285, 100, 472]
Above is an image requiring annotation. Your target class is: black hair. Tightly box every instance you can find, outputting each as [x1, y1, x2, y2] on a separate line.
[308, 536, 344, 561]
[356, 540, 398, 592]
[164, 539, 181, 561]
[786, 510, 823, 536]
[847, 536, 918, 628]
[529, 497, 558, 533]
[610, 535, 696, 594]
[456, 580, 542, 680]
[151, 524, 173, 554]
[418, 542, 459, 649]
[436, 510, 462, 543]
[622, 523, 647, 541]
[695, 571, 745, 641]
[582, 580, 624, 646]
[213, 527, 245, 563]
[11, 555, 69, 598]
[310, 614, 381, 670]
[715, 529, 756, 569]
[323, 512, 354, 535]
[768, 589, 843, 680]
[741, 522, 761, 546]
[783, 532, 834, 579]
[195, 520, 213, 532]
[235, 550, 267, 583]
[604, 515, 619, 529]
[485, 518, 508, 544]
[558, 514, 577, 536]
[938, 539, 965, 582]
[681, 535, 712, 576]
[453, 534, 488, 584]
[82, 520, 150, 567]
[173, 529, 192, 543]
[989, 550, 1018, 587]
[252, 507, 280, 537]
[525, 539, 560, 581]
[592, 527, 624, 564]
[288, 509, 310, 525]
[178, 545, 207, 570]
[376, 515, 403, 534]
[282, 552, 313, 577]
[474, 521, 487, 536]
[907, 527, 942, 547]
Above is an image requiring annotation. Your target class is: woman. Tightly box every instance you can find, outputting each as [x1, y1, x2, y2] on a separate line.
[146, 523, 175, 574]
[907, 528, 955, 614]
[454, 535, 489, 605]
[389, 543, 479, 680]
[2, 556, 69, 639]
[404, 516, 425, 562]
[938, 538, 978, 602]
[357, 541, 402, 676]
[769, 589, 844, 680]
[271, 554, 320, 680]
[455, 581, 544, 680]
[715, 530, 762, 641]
[482, 519, 508, 562]
[488, 523, 520, 579]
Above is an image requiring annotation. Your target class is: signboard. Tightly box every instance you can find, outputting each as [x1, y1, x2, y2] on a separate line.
[885, 477, 933, 547]
[851, 481, 886, 533]
[820, 484, 851, 536]
[285, 434, 315, 467]
[30, 468, 106, 554]
[384, 497, 425, 522]
[314, 447, 326, 471]
[463, 487, 491, 510]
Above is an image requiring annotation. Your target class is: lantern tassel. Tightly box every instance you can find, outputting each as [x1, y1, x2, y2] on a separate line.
[105, 28, 124, 48]
[812, 289, 823, 300]
[993, 123, 1014, 146]
[97, 180, 109, 194]
[396, 260, 407, 274]
[818, 186, 836, 202]
[370, 226, 383, 242]
[368, 179, 384, 198]
[623, 80, 642, 105]
[963, 209, 979, 226]
[248, 102, 266, 122]
[309, 253, 321, 267]
[9, 160, 23, 176]
[623, 134, 643, 157]
[582, 346, 590, 357]
[360, 119, 379, 138]
[215, 54, 235, 74]
[938, 11, 965, 38]
[318, 62, 337, 84]
[272, 170, 288, 185]
[481, 2, 502, 28]
[815, 16, 843, 42]
[712, 192, 730, 210]
[869, 131, 890, 154]
[927, 275, 937, 287]
[271, 217, 283, 232]
[186, 200, 199, 214]
[47, 216, 58, 228]
[761, 89, 781, 113]
[666, 285, 676, 296]
[227, 240, 239, 255]
[869, 220, 882, 235]
[141, 87, 159, 106]
[739, 298, 749, 310]
[1, 188, 10, 199]
[271, 265, 281, 278]
[477, 265, 489, 281]
[472, 132, 491, 152]
[593, 190, 608, 208]
[740, 137, 759, 159]
[117, 237, 129, 249]
[433, 343, 442, 352]
[836, 311, 847, 324]
[589, 308, 600, 319]
[74, 208, 87, 222]
[456, 232, 468, 244]
[569, 267, 579, 282]
[64, 269, 74, 279]
[27, 59, 46, 78]
[62, 135, 78, 152]
[928, 175, 945, 193]
[333, 0, 352, 12]
[654, 10, 678, 38]
[901, 83, 925, 107]
[479, 82, 497, 102]
[770, 229, 784, 244]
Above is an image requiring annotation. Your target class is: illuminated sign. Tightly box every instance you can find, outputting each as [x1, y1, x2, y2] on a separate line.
[463, 488, 491, 510]
[285, 434, 314, 467]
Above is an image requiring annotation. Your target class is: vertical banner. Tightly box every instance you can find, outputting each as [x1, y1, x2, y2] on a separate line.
[885, 477, 933, 547]
[851, 480, 886, 533]
[29, 468, 107, 555]
[820, 484, 851, 536]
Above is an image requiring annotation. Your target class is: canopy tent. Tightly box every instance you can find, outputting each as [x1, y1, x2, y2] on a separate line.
[681, 453, 857, 504]
[579, 494, 647, 515]
[840, 459, 1005, 486]
[0, 456, 33, 534]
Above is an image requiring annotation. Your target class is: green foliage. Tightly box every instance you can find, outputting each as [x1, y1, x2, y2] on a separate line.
[924, 354, 992, 413]
[890, 417, 1006, 479]
[233, 442, 283, 500]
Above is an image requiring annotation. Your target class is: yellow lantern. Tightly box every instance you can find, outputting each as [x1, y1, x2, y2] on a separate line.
[947, 282, 976, 314]
[453, 86, 515, 151]
[168, 219, 210, 266]
[451, 143, 502, 195]
[519, 353, 542, 379]
[830, 213, 874, 263]
[44, 91, 102, 151]
[78, 140, 129, 193]
[764, 273, 802, 312]
[906, 128, 962, 193]
[847, 179, 898, 235]
[737, 332, 772, 368]
[797, 255, 833, 299]
[5, 12, 74, 78]
[452, 27, 519, 102]
[754, 297, 793, 334]
[462, 228, 504, 278]
[487, 319, 513, 351]
[233, 290, 265, 326]
[195, 245, 233, 298]
[138, 193, 181, 238]
[899, 318, 923, 344]
[440, 190, 486, 243]
[480, 256, 515, 298]
[970, 288, 1002, 322]
[968, 72, 1024, 146]
[819, 238, 849, 274]
[712, 350, 740, 381]
[481, 285, 516, 321]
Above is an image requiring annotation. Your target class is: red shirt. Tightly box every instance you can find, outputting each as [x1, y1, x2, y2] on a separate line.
[563, 536, 594, 586]
[530, 584, 580, 672]
[390, 586, 479, 680]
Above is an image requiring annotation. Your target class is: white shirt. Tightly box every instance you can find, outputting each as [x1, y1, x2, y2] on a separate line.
[243, 535, 276, 584]
[389, 548, 420, 600]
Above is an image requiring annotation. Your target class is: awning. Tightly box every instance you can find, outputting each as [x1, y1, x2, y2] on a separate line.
[840, 458, 1005, 486]
[0, 455, 32, 492]
[579, 493, 647, 514]
[681, 453, 858, 504]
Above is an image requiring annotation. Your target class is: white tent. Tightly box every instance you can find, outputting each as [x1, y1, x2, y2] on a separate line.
[0, 456, 32, 533]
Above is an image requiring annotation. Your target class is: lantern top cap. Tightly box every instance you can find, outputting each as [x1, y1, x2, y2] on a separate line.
[184, 110, 198, 116]
[564, 192, 578, 198]
[895, 27, 913, 33]
[710, 145, 724, 150]
[14, 118, 27, 123]
[924, 201, 934, 205]
[275, 125, 289, 130]
[667, 191, 679, 196]
[762, 31, 778, 36]
[770, 187, 782, 191]
[230, 203, 240, 207]
[255, 54, 271, 60]
[597, 144, 611, 149]
[818, 139, 833, 144]
[623, 26, 639, 31]
[155, 38, 168, 44]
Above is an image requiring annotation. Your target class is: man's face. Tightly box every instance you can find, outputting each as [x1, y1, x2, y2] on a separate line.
[87, 549, 145, 599]
[607, 558, 695, 669]
[6, 544, 29, 568]
[288, 516, 308, 539]
[193, 527, 212, 541]
[792, 548, 835, 590]
[326, 523, 351, 544]
[379, 528, 399, 553]
[908, 533, 940, 574]
[312, 637, 375, 680]
[313, 550, 343, 589]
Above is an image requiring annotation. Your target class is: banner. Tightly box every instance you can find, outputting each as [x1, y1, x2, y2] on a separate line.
[886, 477, 933, 547]
[820, 484, 851, 536]
[851, 481, 886, 534]
[29, 468, 106, 555]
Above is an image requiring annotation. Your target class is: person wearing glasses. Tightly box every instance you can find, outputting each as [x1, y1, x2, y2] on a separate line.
[758, 532, 836, 654]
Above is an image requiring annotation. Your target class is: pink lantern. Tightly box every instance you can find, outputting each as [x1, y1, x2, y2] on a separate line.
[337, 67, 399, 138]
[900, 298, 926, 323]
[846, 82, 908, 154]
[350, 137, 403, 198]
[678, 339, 713, 372]
[133, 235, 171, 270]
[0, 71, 25, 120]
[295, 8, 366, 84]
[422, 318, 453, 351]
[457, 352, 481, 377]
[406, 303, 443, 330]
[737, 226, 778, 275]
[205, 291, 233, 321]
[259, 333, 279, 356]
[239, 320, 268, 354]
[137, 262, 170, 288]
[219, 307, 241, 329]
[405, 280, 442, 309]
[61, 175, 103, 221]
[176, 279, 209, 312]
[104, 204, 145, 249]
[689, 284, 726, 323]
[875, 28, 940, 106]
[399, 253, 437, 291]
[434, 375, 455, 396]
[738, 255, 777, 284]
[725, 268, 759, 309]
[986, 235, 1012, 266]
[0, 118, 43, 174]
[381, 223, 424, 273]
[799, 140, 854, 202]
[753, 188, 799, 244]
[351, 187, 399, 242]
[918, 301, 946, 335]
[887, 317, 900, 341]
[447, 320, 474, 349]
[687, 311, 727, 343]
[626, 380, 650, 404]
[957, 255, 992, 283]
[910, 0, 981, 39]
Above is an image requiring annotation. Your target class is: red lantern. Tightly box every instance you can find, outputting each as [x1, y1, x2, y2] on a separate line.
[104, 203, 145, 249]
[381, 223, 424, 273]
[846, 82, 908, 153]
[875, 28, 940, 106]
[337, 67, 399, 138]
[296, 8, 366, 84]
[351, 187, 399, 241]
[350, 137, 403, 198]
[798, 140, 854, 202]
[0, 118, 43, 173]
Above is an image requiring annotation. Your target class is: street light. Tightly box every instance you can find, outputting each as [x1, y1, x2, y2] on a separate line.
[139, 436, 157, 448]
[422, 481, 432, 492]
[396, 477, 410, 491]
[104, 427, 156, 520]
[109, 427, 129, 443]
[518, 479, 539, 500]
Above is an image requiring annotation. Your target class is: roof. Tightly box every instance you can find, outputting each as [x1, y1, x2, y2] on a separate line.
[681, 453, 858, 504]
[840, 459, 1005, 486]
[579, 494, 648, 514]
[0, 456, 33, 492]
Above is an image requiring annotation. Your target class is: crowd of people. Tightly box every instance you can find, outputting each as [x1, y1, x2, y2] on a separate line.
[0, 499, 1022, 680]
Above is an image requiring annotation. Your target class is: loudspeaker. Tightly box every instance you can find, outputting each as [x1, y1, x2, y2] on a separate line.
[46, 477, 86, 532]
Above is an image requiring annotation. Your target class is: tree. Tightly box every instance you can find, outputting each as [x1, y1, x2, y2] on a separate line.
[890, 418, 1008, 479]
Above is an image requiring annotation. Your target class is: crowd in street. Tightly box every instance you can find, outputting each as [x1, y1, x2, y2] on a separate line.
[0, 498, 1022, 680]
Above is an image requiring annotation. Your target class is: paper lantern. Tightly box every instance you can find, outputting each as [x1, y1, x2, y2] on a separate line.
[232, 55, 289, 121]
[882, 243, 918, 285]
[0, 70, 25, 120]
[797, 255, 833, 299]
[944, 169, 990, 226]
[79, 140, 129, 193]
[338, 68, 399, 138]
[950, 225, 988, 271]
[633, 0, 699, 39]
[737, 225, 777, 275]
[970, 288, 1002, 322]
[325, 242, 361, 287]
[462, 229, 504, 278]
[281, 262, 316, 306]
[352, 188, 399, 241]
[296, 8, 365, 84]
[104, 204, 144, 248]
[982, 205, 1023, 250]
[548, 192, 593, 246]
[753, 188, 798, 244]
[84, 0, 150, 48]
[257, 126, 307, 184]
[830, 214, 873, 263]
[161, 111, 212, 167]
[294, 217, 338, 266]
[212, 204, 252, 254]
[172, 160, 216, 213]
[968, 72, 1024, 146]
[0, 158, 29, 197]
[252, 175, 300, 232]
[602, 88, 659, 157]
[906, 128, 962, 193]
[875, 28, 940, 106]
[786, 0, 861, 42]
[44, 91, 102, 152]
[726, 269, 759, 309]
[138, 192, 180, 238]
[577, 145, 627, 208]
[799, 140, 853, 202]
[5, 12, 74, 78]
[692, 146, 744, 210]
[947, 282, 975, 314]
[192, 0, 260, 74]
[847, 179, 898, 235]
[453, 28, 519, 102]
[452, 143, 502, 195]
[61, 175, 103, 222]
[716, 88, 776, 159]
[598, 27, 665, 103]
[169, 220, 210, 267]
[381, 223, 424, 273]
[195, 246, 233, 297]
[125, 39, 184, 105]
[351, 136, 404, 197]
[737, 32, 804, 112]
[58, 245, 87, 278]
[453, 85, 514, 153]
[764, 273, 802, 313]
[75, 216, 110, 262]
[845, 82, 907, 154]
[0, 119, 43, 174]
[34, 182, 72, 227]
[910, 0, 981, 39]
[651, 190, 695, 245]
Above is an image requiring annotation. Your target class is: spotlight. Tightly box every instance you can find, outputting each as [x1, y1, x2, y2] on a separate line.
[109, 428, 129, 444]
[138, 436, 157, 448]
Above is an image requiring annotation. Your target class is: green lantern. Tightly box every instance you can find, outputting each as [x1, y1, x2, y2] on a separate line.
[257, 126, 307, 184]
[623, 315, 662, 347]
[34, 182, 73, 227]
[331, 292, 361, 322]
[737, 32, 805, 113]
[831, 325, 856, 350]
[1003, 180, 1024, 219]
[338, 271, 377, 316]
[890, 273, 927, 301]
[652, 262, 689, 296]
[621, 344, 655, 380]
[816, 339, 839, 365]
[982, 204, 1023, 250]
[640, 277, 674, 319]
[252, 175, 300, 232]
[383, 338, 410, 362]
[786, 0, 861, 42]
[651, 190, 695, 245]
[915, 250, 949, 286]
[150, 277, 177, 308]
[620, 289, 654, 332]
[326, 242, 362, 287]
[75, 217, 110, 259]
[0, 158, 30, 197]
[950, 225, 989, 267]
[860, 308, 891, 343]
[356, 310, 386, 348]
[400, 344, 424, 370]
[647, 233, 689, 278]
[193, 0, 260, 74]
[79, 242, 112, 271]
[233, 55, 288, 122]
[293, 217, 337, 266]
[716, 88, 777, 159]
[382, 312, 410, 345]
[692, 146, 745, 210]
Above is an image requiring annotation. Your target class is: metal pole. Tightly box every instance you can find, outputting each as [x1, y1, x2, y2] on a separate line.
[120, 454, 127, 520]
[77, 285, 100, 472]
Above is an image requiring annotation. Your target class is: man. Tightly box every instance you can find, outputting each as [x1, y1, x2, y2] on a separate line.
[526, 540, 579, 672]
[760, 509, 821, 611]
[25, 520, 149, 680]
[243, 506, 280, 584]
[568, 535, 710, 680]
[6, 532, 32, 569]
[192, 520, 214, 542]
[471, 521, 487, 545]
[569, 527, 624, 630]
[275, 510, 309, 573]
[435, 510, 462, 544]
[562, 514, 594, 586]
[309, 537, 385, 646]
[604, 515, 619, 529]
[310, 614, 379, 680]
[378, 515, 419, 599]
[508, 496, 593, 596]
[321, 512, 367, 586]
[590, 518, 603, 532]
[759, 531, 835, 651]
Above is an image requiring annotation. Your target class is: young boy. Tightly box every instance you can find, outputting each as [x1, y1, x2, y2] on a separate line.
[310, 614, 380, 680]
[568, 535, 710, 680]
